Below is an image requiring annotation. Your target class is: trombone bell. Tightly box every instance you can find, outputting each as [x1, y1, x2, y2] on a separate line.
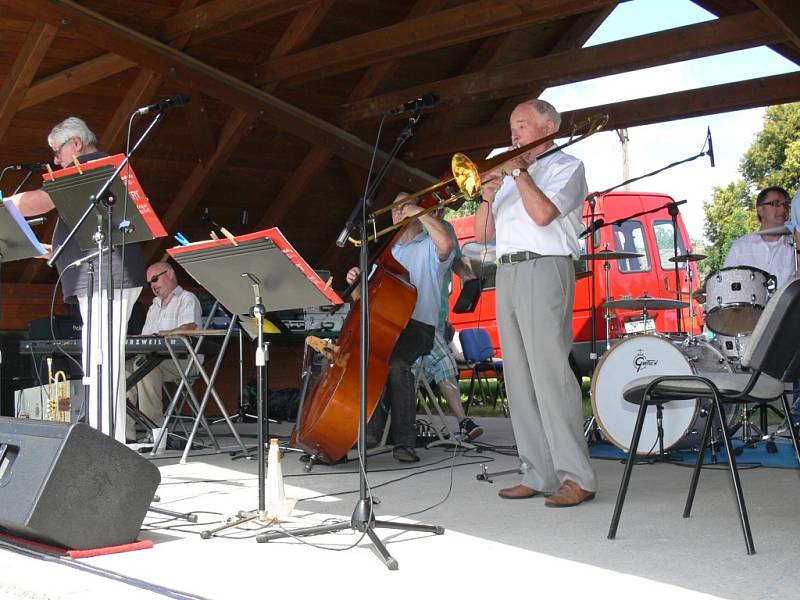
[451, 153, 480, 200]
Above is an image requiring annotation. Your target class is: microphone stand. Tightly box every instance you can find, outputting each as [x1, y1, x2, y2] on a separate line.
[48, 112, 164, 440]
[256, 110, 444, 570]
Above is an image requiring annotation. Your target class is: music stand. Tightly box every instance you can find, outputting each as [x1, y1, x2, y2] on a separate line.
[0, 199, 47, 399]
[43, 154, 166, 439]
[168, 228, 341, 522]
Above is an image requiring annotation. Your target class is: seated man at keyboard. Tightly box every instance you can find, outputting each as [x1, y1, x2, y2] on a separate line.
[126, 262, 202, 442]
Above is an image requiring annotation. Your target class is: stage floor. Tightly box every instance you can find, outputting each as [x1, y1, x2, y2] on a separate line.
[0, 416, 797, 600]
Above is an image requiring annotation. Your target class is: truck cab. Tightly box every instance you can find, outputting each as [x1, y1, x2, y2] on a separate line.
[448, 191, 703, 378]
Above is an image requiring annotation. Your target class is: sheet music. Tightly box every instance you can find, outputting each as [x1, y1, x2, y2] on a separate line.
[0, 199, 46, 258]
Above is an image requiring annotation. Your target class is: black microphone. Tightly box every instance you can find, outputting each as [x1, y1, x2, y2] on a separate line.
[706, 127, 715, 168]
[387, 92, 439, 116]
[579, 218, 604, 239]
[9, 161, 51, 171]
[135, 93, 191, 116]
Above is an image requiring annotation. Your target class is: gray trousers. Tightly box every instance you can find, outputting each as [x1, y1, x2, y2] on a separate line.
[496, 256, 596, 492]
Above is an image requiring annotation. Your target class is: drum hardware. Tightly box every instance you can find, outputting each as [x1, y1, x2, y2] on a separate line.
[582, 249, 645, 350]
[669, 252, 705, 339]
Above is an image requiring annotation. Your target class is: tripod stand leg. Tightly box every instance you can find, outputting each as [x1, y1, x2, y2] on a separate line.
[364, 526, 399, 571]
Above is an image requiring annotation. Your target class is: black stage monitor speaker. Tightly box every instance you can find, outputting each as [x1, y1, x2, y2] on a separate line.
[0, 418, 160, 550]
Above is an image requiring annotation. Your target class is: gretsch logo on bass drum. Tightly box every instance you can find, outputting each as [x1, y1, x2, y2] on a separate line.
[633, 351, 658, 372]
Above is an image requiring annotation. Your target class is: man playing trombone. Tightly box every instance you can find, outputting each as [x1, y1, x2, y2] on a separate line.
[474, 98, 596, 506]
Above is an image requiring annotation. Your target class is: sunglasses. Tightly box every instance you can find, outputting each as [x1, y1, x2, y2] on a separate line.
[149, 270, 168, 284]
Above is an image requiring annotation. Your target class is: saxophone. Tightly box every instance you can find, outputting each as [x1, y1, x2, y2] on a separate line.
[47, 358, 71, 422]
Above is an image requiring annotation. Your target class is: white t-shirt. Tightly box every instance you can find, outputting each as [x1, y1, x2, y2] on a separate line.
[491, 150, 587, 259]
[142, 286, 202, 335]
[723, 232, 796, 288]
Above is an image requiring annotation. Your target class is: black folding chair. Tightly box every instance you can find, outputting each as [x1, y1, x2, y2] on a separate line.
[459, 327, 505, 414]
[608, 278, 800, 555]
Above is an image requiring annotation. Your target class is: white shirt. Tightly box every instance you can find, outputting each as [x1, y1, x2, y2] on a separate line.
[491, 150, 587, 259]
[142, 286, 202, 335]
[723, 232, 796, 288]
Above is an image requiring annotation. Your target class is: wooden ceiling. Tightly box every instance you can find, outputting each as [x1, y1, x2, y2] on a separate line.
[1, 0, 800, 289]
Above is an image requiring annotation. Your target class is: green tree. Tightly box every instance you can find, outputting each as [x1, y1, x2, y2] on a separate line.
[741, 103, 800, 193]
[702, 180, 754, 272]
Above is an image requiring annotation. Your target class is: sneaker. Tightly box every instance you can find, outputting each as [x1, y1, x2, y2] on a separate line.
[392, 445, 420, 463]
[459, 418, 483, 441]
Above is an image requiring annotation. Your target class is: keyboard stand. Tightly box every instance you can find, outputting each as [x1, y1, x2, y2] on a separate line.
[153, 316, 249, 463]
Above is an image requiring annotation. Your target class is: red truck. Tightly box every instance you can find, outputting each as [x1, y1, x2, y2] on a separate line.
[448, 191, 703, 379]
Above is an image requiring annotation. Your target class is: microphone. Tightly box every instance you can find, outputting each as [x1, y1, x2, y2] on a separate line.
[706, 127, 715, 168]
[8, 161, 51, 171]
[26, 216, 47, 226]
[135, 93, 191, 116]
[387, 92, 440, 116]
[579, 218, 604, 239]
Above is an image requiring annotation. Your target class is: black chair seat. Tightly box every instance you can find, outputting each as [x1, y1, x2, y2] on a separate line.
[622, 373, 785, 405]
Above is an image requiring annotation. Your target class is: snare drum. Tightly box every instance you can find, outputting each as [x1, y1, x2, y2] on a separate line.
[704, 266, 774, 335]
[591, 334, 732, 454]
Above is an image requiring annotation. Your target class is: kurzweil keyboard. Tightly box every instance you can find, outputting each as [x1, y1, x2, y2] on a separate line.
[19, 335, 188, 356]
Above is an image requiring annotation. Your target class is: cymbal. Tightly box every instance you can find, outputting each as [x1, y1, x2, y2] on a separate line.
[757, 225, 793, 236]
[575, 270, 592, 281]
[579, 250, 643, 261]
[668, 253, 706, 263]
[604, 296, 689, 311]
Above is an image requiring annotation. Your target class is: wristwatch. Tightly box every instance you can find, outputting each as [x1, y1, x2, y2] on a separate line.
[511, 167, 525, 178]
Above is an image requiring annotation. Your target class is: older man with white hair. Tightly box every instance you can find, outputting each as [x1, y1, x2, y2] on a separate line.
[9, 117, 146, 443]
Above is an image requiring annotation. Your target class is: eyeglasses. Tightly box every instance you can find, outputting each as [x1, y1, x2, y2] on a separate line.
[149, 270, 168, 284]
[759, 200, 790, 210]
[51, 138, 73, 158]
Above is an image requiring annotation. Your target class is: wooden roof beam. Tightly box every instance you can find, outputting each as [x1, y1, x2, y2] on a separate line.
[752, 0, 800, 50]
[2, 0, 435, 189]
[254, 0, 446, 233]
[160, 0, 317, 47]
[337, 10, 784, 125]
[0, 21, 56, 139]
[406, 72, 800, 160]
[253, 0, 621, 87]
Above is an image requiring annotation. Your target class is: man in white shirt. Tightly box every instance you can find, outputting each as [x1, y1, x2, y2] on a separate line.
[724, 186, 796, 288]
[474, 98, 596, 507]
[126, 262, 202, 442]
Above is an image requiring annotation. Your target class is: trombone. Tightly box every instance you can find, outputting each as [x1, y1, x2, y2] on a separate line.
[348, 112, 608, 246]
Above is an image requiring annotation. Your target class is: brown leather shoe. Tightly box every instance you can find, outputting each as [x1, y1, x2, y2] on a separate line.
[498, 484, 540, 499]
[545, 480, 595, 507]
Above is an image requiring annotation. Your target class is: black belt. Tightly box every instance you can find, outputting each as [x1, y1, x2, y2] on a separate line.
[497, 251, 542, 265]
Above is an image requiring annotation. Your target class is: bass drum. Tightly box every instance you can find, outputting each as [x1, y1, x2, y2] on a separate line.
[591, 334, 732, 454]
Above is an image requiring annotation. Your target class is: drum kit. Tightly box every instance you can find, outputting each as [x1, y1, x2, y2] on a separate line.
[586, 248, 781, 457]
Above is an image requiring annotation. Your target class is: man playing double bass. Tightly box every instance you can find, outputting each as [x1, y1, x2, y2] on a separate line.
[346, 192, 454, 463]
[474, 98, 597, 507]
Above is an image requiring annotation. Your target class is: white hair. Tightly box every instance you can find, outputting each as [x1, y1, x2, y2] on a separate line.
[47, 116, 97, 149]
[520, 99, 562, 130]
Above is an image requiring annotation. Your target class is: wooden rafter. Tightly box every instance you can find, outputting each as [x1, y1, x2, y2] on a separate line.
[336, 11, 783, 125]
[751, 0, 800, 49]
[160, 0, 316, 46]
[144, 0, 335, 263]
[405, 72, 800, 161]
[0, 21, 57, 140]
[254, 0, 620, 86]
[254, 0, 446, 234]
[1, 0, 435, 189]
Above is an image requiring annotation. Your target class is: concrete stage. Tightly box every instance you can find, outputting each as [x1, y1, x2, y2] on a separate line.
[0, 416, 797, 600]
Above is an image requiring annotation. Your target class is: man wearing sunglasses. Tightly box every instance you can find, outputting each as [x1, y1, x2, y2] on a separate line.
[724, 186, 797, 287]
[126, 262, 202, 442]
[8, 117, 146, 443]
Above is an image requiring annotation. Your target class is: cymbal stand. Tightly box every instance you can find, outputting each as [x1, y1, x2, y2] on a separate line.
[684, 258, 696, 339]
[603, 253, 613, 350]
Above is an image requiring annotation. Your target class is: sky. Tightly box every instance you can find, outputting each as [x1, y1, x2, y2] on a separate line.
[532, 0, 799, 244]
